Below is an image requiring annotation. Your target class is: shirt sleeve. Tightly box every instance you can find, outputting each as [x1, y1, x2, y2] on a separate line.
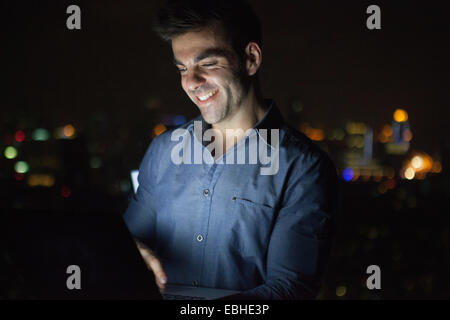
[235, 152, 338, 300]
[123, 137, 160, 249]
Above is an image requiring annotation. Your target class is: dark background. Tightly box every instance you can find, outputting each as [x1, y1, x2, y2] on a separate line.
[1, 0, 449, 299]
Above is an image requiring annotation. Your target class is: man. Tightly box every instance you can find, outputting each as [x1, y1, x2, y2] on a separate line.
[124, 0, 337, 299]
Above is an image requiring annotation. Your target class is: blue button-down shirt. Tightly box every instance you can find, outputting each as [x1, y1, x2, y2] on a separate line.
[123, 100, 337, 299]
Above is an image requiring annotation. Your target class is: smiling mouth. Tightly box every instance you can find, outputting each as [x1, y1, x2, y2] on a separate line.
[196, 89, 218, 103]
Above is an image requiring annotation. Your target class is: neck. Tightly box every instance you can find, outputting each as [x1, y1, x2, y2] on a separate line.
[212, 85, 267, 133]
[209, 85, 267, 160]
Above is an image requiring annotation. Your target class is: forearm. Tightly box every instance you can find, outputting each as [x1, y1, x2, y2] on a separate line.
[230, 279, 317, 300]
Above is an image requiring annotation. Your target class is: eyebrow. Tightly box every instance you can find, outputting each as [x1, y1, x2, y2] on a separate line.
[173, 48, 233, 66]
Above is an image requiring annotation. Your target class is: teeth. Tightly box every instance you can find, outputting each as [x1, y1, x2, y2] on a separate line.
[198, 90, 217, 101]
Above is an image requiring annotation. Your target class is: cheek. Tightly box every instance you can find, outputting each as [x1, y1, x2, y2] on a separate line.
[180, 77, 192, 97]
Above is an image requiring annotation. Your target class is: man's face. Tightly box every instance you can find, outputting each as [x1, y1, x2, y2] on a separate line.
[172, 27, 247, 125]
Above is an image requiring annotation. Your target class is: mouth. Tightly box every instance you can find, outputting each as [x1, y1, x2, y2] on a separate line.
[195, 89, 219, 105]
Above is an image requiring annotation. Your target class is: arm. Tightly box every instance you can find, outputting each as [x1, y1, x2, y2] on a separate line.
[133, 237, 167, 290]
[123, 138, 159, 248]
[123, 138, 168, 288]
[235, 154, 338, 300]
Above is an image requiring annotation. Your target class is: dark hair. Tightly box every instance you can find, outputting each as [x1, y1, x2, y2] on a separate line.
[154, 0, 263, 59]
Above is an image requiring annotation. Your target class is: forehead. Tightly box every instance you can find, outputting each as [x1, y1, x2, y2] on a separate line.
[171, 27, 232, 62]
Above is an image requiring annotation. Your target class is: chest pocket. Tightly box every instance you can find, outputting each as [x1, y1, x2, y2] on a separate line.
[229, 195, 276, 257]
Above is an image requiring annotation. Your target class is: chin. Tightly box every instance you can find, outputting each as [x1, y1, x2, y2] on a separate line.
[200, 112, 220, 125]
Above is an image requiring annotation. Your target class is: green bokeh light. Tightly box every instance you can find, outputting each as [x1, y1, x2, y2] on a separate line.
[90, 157, 102, 169]
[14, 161, 29, 174]
[4, 146, 18, 159]
[32, 128, 50, 141]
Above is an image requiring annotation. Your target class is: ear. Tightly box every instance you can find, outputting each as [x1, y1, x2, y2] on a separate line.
[244, 42, 262, 76]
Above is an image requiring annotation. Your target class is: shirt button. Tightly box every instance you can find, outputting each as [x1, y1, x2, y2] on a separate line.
[203, 189, 210, 196]
[197, 234, 204, 242]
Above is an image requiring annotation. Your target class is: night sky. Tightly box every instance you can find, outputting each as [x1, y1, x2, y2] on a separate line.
[2, 0, 450, 153]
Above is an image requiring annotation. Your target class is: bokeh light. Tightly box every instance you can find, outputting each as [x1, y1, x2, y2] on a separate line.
[14, 173, 25, 181]
[61, 185, 71, 198]
[336, 285, 347, 297]
[63, 124, 75, 138]
[432, 161, 442, 173]
[14, 161, 29, 174]
[405, 167, 415, 180]
[378, 183, 388, 194]
[32, 128, 50, 141]
[393, 109, 408, 122]
[173, 115, 187, 126]
[385, 167, 395, 179]
[153, 123, 167, 136]
[342, 168, 354, 182]
[90, 157, 102, 169]
[403, 129, 413, 142]
[411, 156, 424, 170]
[4, 146, 18, 159]
[27, 174, 55, 187]
[15, 130, 26, 142]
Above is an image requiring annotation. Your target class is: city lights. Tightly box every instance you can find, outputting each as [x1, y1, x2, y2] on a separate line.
[382, 124, 393, 137]
[431, 161, 442, 173]
[385, 167, 395, 179]
[14, 161, 30, 174]
[402, 153, 434, 178]
[378, 124, 393, 143]
[351, 168, 360, 181]
[63, 124, 75, 138]
[328, 129, 345, 141]
[15, 130, 26, 142]
[90, 157, 102, 169]
[61, 185, 71, 198]
[27, 174, 55, 187]
[14, 173, 25, 181]
[173, 115, 187, 126]
[336, 285, 347, 297]
[373, 170, 383, 182]
[393, 109, 408, 122]
[411, 156, 424, 170]
[308, 129, 325, 141]
[4, 146, 18, 159]
[386, 179, 396, 190]
[345, 122, 366, 135]
[300, 123, 325, 141]
[32, 128, 50, 141]
[403, 129, 413, 142]
[404, 167, 415, 180]
[343, 168, 354, 182]
[153, 123, 167, 137]
[378, 182, 388, 194]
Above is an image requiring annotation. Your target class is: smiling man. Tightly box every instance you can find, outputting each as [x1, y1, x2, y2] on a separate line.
[123, 0, 338, 299]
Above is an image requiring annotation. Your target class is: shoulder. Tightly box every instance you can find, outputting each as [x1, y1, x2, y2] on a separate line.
[279, 125, 338, 209]
[280, 124, 336, 174]
[147, 116, 200, 150]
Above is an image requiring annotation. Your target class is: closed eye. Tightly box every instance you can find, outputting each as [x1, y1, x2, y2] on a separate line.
[202, 62, 217, 67]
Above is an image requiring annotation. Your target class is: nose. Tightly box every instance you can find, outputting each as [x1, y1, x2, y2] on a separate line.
[184, 68, 206, 92]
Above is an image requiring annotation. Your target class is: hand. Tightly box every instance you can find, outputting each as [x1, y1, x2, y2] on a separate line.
[134, 238, 168, 291]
